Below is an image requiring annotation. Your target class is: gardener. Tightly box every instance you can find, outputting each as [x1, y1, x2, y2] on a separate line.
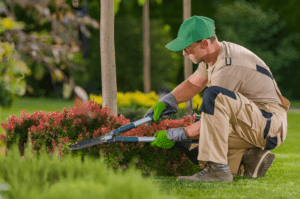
[145, 16, 290, 182]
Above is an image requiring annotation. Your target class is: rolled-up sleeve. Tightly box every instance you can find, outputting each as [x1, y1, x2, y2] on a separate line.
[196, 63, 208, 79]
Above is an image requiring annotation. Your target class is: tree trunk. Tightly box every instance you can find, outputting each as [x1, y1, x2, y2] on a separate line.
[143, 0, 151, 94]
[100, 0, 118, 116]
[183, 0, 193, 115]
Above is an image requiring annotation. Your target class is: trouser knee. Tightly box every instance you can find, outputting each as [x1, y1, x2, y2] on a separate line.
[200, 86, 237, 115]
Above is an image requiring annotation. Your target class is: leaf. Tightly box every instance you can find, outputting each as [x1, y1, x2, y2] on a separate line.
[137, 0, 146, 6]
[11, 78, 26, 96]
[114, 0, 123, 15]
[33, 63, 45, 81]
[62, 83, 72, 99]
[12, 67, 24, 79]
[154, 0, 162, 5]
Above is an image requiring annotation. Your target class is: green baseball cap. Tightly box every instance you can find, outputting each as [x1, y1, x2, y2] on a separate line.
[165, 16, 215, 51]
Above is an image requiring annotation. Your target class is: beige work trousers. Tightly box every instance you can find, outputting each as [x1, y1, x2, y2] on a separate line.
[186, 86, 287, 175]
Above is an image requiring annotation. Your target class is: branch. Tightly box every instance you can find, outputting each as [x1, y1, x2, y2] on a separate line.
[61, 56, 86, 72]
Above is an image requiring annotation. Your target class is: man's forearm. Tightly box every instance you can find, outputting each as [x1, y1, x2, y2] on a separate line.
[184, 120, 201, 139]
[171, 79, 204, 104]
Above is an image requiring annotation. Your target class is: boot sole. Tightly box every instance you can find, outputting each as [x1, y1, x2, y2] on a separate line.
[177, 176, 233, 182]
[251, 151, 275, 178]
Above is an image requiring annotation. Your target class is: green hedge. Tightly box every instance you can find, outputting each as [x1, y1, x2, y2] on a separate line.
[0, 139, 176, 199]
[118, 106, 188, 122]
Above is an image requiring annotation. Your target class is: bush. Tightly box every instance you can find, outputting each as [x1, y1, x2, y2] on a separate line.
[0, 139, 175, 199]
[118, 106, 187, 122]
[0, 100, 200, 176]
[90, 90, 203, 111]
[118, 106, 148, 122]
[0, 41, 31, 108]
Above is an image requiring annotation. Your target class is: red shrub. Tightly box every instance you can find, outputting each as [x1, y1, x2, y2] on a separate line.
[0, 99, 199, 176]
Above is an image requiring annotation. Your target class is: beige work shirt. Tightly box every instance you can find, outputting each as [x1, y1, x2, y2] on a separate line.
[196, 41, 282, 105]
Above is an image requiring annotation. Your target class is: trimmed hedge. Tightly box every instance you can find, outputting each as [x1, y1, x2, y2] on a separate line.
[0, 100, 200, 176]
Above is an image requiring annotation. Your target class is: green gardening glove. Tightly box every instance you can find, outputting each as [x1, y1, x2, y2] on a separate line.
[144, 93, 179, 127]
[150, 130, 175, 149]
[144, 101, 167, 121]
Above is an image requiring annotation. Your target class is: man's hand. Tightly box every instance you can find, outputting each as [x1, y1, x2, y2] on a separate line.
[150, 130, 175, 149]
[144, 93, 179, 127]
[144, 101, 167, 121]
[151, 128, 190, 149]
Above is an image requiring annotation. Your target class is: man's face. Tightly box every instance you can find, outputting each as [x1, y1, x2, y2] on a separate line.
[189, 55, 205, 64]
[183, 41, 206, 64]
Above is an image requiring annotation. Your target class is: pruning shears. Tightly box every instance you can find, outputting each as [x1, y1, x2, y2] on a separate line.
[69, 107, 177, 150]
[70, 99, 201, 151]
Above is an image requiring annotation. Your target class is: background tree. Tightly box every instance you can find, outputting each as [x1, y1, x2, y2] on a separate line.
[3, 0, 297, 102]
[142, 0, 151, 94]
[246, 0, 300, 100]
[100, 0, 117, 116]
[183, 0, 193, 115]
[214, 0, 300, 100]
[0, 41, 30, 108]
[83, 0, 179, 96]
[0, 0, 99, 99]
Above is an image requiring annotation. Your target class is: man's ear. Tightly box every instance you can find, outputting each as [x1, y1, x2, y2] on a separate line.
[201, 39, 209, 49]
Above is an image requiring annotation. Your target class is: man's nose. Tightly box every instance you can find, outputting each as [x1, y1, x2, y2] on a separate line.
[183, 50, 188, 56]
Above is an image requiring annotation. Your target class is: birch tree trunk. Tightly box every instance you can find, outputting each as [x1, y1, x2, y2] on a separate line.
[100, 0, 118, 116]
[183, 0, 193, 115]
[143, 0, 151, 94]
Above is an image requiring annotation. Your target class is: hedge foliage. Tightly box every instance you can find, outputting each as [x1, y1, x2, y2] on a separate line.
[0, 139, 175, 199]
[0, 99, 200, 176]
[90, 90, 203, 110]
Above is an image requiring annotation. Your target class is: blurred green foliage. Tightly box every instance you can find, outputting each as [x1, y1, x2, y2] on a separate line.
[77, 0, 299, 100]
[214, 0, 300, 100]
[14, 0, 299, 101]
[78, 14, 181, 94]
[0, 138, 174, 199]
[0, 42, 31, 108]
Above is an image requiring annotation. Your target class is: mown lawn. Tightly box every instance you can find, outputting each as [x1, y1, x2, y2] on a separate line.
[0, 97, 74, 121]
[0, 97, 300, 198]
[151, 111, 300, 199]
[290, 100, 300, 109]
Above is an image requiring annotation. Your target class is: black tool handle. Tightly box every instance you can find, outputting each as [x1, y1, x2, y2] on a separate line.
[159, 107, 177, 117]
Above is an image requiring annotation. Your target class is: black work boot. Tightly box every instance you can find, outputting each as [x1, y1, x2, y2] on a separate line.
[177, 162, 233, 182]
[242, 148, 275, 178]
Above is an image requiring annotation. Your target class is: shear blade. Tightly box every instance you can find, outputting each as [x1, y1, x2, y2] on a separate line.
[70, 132, 113, 150]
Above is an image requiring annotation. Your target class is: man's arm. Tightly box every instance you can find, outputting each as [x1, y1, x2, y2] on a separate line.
[185, 120, 201, 139]
[171, 71, 208, 104]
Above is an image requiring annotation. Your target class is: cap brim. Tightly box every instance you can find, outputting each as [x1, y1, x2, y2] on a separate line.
[165, 38, 193, 52]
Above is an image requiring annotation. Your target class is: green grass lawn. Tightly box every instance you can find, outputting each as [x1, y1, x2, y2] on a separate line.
[151, 111, 300, 199]
[0, 97, 300, 198]
[0, 97, 74, 119]
[290, 100, 300, 109]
